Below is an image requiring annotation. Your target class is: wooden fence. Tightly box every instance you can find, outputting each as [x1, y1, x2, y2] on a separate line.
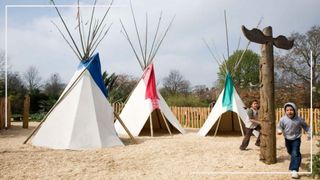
[112, 102, 320, 133]
[1, 100, 319, 133]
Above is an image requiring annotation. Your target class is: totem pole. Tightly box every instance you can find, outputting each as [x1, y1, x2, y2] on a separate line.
[242, 26, 294, 164]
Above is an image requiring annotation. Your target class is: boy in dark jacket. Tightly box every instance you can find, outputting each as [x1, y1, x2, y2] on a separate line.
[277, 102, 311, 179]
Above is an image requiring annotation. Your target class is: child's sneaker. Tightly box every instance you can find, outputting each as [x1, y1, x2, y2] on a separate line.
[291, 170, 299, 179]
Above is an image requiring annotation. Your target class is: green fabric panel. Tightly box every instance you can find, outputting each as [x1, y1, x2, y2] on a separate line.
[222, 73, 234, 111]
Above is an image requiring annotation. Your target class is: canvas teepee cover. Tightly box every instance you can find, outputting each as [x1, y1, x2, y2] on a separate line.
[198, 73, 255, 136]
[114, 64, 185, 136]
[32, 53, 124, 149]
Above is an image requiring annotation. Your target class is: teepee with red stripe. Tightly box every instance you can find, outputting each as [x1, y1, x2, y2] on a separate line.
[114, 4, 185, 136]
[115, 64, 185, 136]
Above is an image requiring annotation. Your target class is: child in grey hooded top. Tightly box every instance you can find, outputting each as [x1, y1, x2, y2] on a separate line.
[277, 102, 311, 178]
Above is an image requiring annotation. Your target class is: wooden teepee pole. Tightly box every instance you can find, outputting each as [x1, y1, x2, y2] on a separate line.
[214, 115, 222, 136]
[237, 114, 244, 136]
[149, 114, 154, 137]
[113, 112, 136, 144]
[160, 110, 172, 136]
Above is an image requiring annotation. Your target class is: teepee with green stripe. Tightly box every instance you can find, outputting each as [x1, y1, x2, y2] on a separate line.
[198, 71, 252, 136]
[198, 11, 259, 136]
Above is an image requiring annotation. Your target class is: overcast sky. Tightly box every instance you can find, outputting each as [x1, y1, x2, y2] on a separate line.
[0, 0, 319, 87]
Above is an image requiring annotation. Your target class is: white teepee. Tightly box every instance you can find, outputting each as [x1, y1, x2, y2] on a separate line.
[198, 73, 257, 136]
[200, 12, 260, 136]
[114, 64, 185, 136]
[32, 54, 124, 149]
[115, 6, 185, 136]
[26, 1, 128, 149]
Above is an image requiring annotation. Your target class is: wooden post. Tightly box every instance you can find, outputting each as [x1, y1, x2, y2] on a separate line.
[259, 27, 276, 164]
[23, 95, 30, 129]
[0, 97, 4, 129]
[7, 97, 11, 128]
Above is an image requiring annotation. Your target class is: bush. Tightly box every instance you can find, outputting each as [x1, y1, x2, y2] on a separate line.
[310, 116, 320, 178]
[11, 114, 22, 121]
[165, 94, 210, 107]
[312, 153, 320, 178]
[30, 112, 46, 122]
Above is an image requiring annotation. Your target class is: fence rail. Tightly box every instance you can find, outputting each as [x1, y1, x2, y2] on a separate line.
[112, 102, 320, 133]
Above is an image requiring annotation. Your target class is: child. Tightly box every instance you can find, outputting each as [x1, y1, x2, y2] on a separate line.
[240, 100, 261, 150]
[277, 102, 311, 179]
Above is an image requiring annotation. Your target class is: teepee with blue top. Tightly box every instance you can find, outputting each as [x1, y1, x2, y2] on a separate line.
[32, 54, 123, 149]
[28, 0, 125, 149]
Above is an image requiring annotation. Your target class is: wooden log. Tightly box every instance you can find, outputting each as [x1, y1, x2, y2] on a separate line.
[23, 95, 30, 129]
[259, 26, 277, 164]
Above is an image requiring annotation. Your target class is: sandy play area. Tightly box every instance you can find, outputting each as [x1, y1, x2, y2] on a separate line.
[0, 122, 318, 179]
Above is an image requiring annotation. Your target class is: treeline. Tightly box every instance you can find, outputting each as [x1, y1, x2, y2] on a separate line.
[0, 26, 319, 116]
[104, 70, 214, 107]
[3, 68, 65, 115]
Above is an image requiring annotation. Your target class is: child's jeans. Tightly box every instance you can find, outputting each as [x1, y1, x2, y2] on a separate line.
[285, 138, 301, 171]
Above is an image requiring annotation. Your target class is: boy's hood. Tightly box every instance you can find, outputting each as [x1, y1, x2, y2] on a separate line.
[284, 102, 298, 118]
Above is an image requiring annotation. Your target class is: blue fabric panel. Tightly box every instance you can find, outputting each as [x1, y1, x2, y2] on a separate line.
[79, 53, 108, 98]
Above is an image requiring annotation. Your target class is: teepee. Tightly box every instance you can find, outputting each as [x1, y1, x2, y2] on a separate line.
[114, 3, 185, 136]
[198, 11, 260, 137]
[198, 73, 253, 136]
[25, 0, 129, 149]
[32, 53, 124, 149]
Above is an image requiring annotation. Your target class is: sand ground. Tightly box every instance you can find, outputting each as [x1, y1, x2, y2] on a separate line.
[0, 122, 318, 179]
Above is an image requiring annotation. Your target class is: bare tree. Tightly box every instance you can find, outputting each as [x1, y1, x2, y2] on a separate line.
[108, 74, 139, 103]
[44, 73, 65, 99]
[275, 26, 320, 106]
[163, 70, 190, 94]
[23, 66, 42, 93]
[275, 26, 320, 86]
